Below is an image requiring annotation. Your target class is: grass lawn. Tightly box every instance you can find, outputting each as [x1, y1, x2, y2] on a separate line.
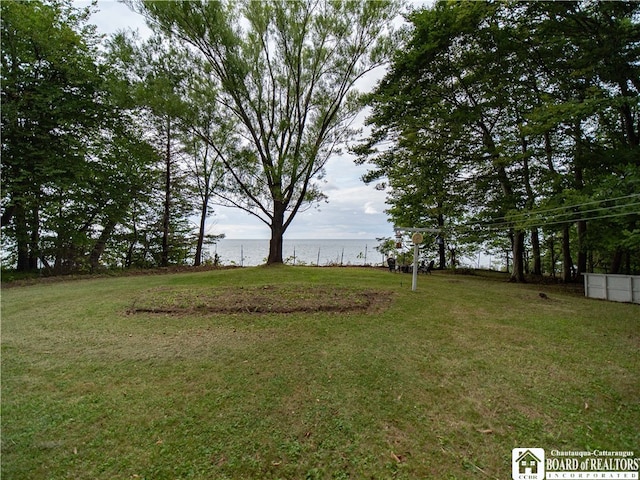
[2, 266, 638, 479]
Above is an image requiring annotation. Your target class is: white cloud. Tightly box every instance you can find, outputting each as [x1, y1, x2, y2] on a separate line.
[364, 202, 378, 215]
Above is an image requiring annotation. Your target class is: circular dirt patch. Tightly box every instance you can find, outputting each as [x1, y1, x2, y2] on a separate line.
[129, 285, 393, 315]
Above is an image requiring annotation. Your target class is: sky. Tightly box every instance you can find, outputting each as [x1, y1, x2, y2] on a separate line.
[84, 0, 394, 240]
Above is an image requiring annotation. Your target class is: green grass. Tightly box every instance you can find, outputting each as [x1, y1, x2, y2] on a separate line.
[2, 267, 638, 479]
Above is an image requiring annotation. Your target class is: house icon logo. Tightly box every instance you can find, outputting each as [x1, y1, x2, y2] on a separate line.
[512, 448, 545, 480]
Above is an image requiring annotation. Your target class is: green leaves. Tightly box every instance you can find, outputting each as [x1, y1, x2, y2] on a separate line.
[1, 0, 160, 272]
[136, 0, 401, 263]
[357, 0, 640, 275]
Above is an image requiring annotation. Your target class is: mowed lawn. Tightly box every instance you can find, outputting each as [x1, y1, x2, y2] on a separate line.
[2, 267, 638, 479]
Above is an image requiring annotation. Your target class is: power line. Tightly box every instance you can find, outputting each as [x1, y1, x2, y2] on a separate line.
[446, 205, 639, 234]
[482, 193, 640, 225]
[541, 210, 638, 227]
[398, 193, 640, 237]
[482, 201, 640, 230]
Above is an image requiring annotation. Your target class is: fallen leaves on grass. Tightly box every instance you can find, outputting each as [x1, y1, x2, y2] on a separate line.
[128, 285, 393, 316]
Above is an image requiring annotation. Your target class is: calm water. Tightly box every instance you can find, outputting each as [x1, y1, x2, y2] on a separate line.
[209, 238, 384, 267]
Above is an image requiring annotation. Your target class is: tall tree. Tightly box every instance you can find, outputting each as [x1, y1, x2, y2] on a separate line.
[1, 0, 155, 273]
[180, 87, 228, 266]
[1, 0, 99, 269]
[358, 0, 640, 279]
[353, 116, 467, 269]
[134, 0, 400, 264]
[107, 32, 195, 267]
[359, 1, 532, 281]
[520, 1, 640, 278]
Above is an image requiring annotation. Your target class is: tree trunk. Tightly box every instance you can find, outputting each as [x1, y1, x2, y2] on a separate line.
[505, 247, 510, 274]
[438, 242, 446, 270]
[531, 227, 542, 275]
[125, 207, 138, 269]
[29, 199, 39, 270]
[14, 196, 40, 271]
[15, 202, 30, 271]
[562, 224, 573, 282]
[624, 250, 631, 275]
[619, 93, 639, 147]
[610, 247, 623, 274]
[521, 134, 541, 276]
[161, 118, 171, 267]
[482, 126, 525, 282]
[89, 219, 117, 271]
[125, 241, 134, 268]
[449, 246, 457, 268]
[267, 201, 286, 264]
[194, 200, 208, 267]
[572, 123, 585, 281]
[437, 211, 446, 269]
[510, 229, 526, 282]
[576, 219, 587, 278]
[547, 234, 557, 278]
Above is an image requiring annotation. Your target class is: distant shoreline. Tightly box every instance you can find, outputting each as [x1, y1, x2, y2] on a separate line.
[211, 238, 383, 267]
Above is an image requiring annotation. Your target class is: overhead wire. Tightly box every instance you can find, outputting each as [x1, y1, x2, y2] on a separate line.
[393, 193, 640, 238]
[478, 193, 640, 225]
[440, 193, 640, 234]
[481, 201, 640, 230]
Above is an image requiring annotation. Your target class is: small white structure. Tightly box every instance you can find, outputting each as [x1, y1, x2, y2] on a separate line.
[583, 273, 640, 304]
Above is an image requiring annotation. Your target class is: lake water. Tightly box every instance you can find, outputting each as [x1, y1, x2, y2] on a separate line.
[209, 238, 385, 267]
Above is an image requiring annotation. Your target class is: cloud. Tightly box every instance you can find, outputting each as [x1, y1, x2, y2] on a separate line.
[204, 171, 392, 239]
[364, 202, 379, 215]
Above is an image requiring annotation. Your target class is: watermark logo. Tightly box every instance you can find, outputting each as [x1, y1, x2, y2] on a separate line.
[512, 448, 639, 479]
[512, 448, 545, 480]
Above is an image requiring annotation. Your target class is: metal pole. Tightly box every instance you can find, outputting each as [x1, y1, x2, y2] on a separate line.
[395, 227, 435, 292]
[412, 242, 419, 291]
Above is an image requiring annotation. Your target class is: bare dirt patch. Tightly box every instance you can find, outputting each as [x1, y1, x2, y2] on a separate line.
[128, 284, 393, 315]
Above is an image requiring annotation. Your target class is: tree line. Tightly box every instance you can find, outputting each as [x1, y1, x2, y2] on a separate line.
[2, 0, 214, 272]
[1, 0, 399, 273]
[355, 1, 639, 282]
[2, 1, 637, 279]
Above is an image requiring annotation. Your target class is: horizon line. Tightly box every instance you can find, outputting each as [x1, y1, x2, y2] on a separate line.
[218, 237, 388, 240]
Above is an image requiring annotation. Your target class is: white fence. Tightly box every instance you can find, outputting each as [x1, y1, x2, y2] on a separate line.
[583, 273, 640, 304]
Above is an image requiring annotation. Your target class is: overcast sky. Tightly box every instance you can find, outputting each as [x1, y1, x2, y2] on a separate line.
[84, 0, 394, 240]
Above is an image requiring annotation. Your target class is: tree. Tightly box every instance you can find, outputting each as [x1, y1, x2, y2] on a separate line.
[134, 0, 400, 264]
[180, 91, 227, 266]
[134, 36, 191, 268]
[1, 0, 155, 273]
[358, 1, 533, 281]
[518, 1, 640, 278]
[2, 0, 98, 270]
[107, 32, 197, 268]
[357, 0, 640, 280]
[84, 129, 157, 271]
[354, 103, 469, 270]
